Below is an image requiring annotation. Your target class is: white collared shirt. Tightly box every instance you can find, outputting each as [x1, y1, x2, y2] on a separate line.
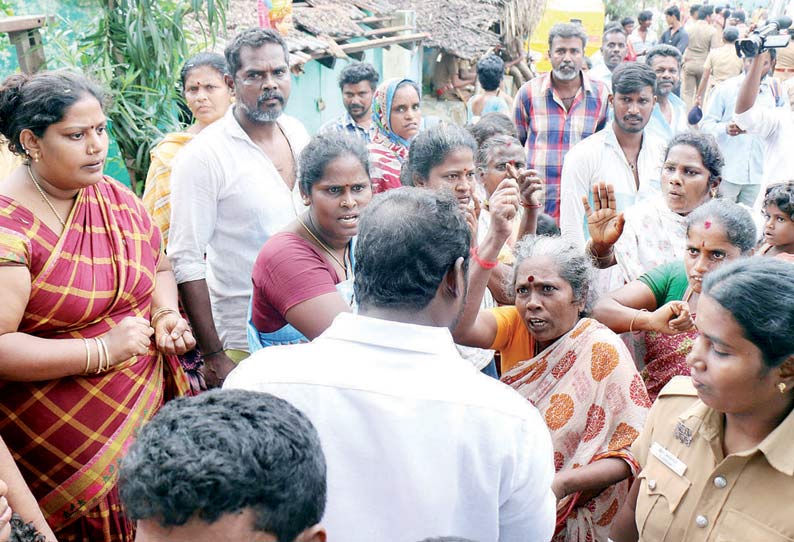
[559, 124, 665, 247]
[224, 312, 556, 542]
[734, 100, 794, 209]
[167, 108, 309, 351]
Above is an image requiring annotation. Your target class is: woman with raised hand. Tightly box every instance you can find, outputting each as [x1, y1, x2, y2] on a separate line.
[611, 257, 794, 541]
[142, 52, 233, 249]
[0, 70, 193, 541]
[592, 199, 756, 401]
[248, 133, 372, 351]
[367, 77, 421, 194]
[454, 214, 650, 540]
[587, 132, 724, 285]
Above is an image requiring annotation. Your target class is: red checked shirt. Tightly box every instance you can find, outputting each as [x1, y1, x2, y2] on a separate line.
[514, 72, 609, 221]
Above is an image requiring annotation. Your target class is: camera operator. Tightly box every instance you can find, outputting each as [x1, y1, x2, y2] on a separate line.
[735, 50, 794, 208]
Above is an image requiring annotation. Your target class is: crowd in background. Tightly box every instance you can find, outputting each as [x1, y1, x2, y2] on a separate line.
[0, 4, 794, 541]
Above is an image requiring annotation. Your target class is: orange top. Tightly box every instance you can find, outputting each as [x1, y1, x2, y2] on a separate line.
[489, 306, 535, 374]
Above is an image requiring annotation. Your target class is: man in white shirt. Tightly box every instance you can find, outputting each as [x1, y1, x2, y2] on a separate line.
[645, 44, 689, 142]
[225, 188, 556, 542]
[735, 50, 794, 210]
[703, 50, 785, 206]
[168, 28, 309, 386]
[589, 25, 629, 91]
[629, 10, 658, 58]
[560, 62, 665, 246]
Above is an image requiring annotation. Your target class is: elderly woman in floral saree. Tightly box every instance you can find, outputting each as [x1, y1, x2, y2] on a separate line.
[454, 221, 650, 542]
[0, 71, 193, 541]
[367, 77, 422, 193]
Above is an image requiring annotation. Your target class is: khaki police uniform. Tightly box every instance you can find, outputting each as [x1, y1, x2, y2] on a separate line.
[631, 376, 794, 541]
[682, 21, 721, 106]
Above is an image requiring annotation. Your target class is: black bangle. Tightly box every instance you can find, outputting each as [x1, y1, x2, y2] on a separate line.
[204, 348, 224, 358]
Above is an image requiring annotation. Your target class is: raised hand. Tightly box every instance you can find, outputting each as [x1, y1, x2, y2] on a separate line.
[584, 182, 625, 250]
[488, 177, 521, 241]
[464, 196, 479, 244]
[507, 163, 544, 208]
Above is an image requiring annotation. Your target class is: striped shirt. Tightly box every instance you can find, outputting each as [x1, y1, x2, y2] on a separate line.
[514, 72, 609, 221]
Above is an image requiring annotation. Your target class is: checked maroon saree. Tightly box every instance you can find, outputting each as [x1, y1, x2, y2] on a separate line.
[0, 177, 189, 541]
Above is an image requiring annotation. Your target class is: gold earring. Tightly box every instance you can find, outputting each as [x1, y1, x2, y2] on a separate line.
[710, 187, 718, 198]
[778, 382, 787, 394]
[32, 152, 40, 163]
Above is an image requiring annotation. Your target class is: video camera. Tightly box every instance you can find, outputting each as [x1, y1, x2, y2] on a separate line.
[735, 16, 792, 57]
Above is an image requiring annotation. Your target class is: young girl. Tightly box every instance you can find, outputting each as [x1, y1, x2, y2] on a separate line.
[761, 181, 794, 262]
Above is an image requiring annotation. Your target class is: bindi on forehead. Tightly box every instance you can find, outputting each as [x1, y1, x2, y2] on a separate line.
[527, 275, 535, 282]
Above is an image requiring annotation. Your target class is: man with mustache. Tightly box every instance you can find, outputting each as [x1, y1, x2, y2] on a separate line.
[645, 44, 689, 141]
[560, 62, 665, 260]
[168, 28, 310, 387]
[319, 62, 379, 143]
[589, 25, 629, 91]
[514, 22, 609, 222]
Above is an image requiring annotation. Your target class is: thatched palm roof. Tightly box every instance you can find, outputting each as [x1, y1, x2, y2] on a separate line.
[224, 0, 545, 62]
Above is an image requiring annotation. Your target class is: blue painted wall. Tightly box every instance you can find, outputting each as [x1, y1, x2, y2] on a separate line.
[285, 48, 383, 135]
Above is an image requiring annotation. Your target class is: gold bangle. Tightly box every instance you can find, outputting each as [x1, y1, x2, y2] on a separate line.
[629, 309, 648, 333]
[94, 337, 105, 374]
[150, 307, 178, 327]
[99, 337, 112, 372]
[83, 338, 92, 374]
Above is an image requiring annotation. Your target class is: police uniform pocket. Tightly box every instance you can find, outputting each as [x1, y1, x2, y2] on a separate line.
[636, 457, 692, 540]
[716, 509, 794, 542]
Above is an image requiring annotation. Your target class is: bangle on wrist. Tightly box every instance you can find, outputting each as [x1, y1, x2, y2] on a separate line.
[82, 338, 92, 374]
[520, 201, 543, 209]
[99, 337, 112, 372]
[629, 309, 648, 333]
[151, 307, 178, 327]
[204, 348, 225, 359]
[588, 241, 614, 261]
[470, 246, 498, 270]
[93, 337, 104, 374]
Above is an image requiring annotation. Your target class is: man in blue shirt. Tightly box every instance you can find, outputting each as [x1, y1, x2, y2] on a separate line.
[645, 44, 688, 143]
[702, 49, 786, 206]
[319, 62, 379, 142]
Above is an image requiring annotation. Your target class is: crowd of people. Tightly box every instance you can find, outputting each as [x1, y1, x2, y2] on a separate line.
[0, 6, 793, 541]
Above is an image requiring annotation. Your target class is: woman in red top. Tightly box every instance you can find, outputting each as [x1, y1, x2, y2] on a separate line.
[248, 133, 373, 350]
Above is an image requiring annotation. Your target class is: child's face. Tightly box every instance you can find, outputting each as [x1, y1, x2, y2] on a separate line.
[763, 204, 794, 251]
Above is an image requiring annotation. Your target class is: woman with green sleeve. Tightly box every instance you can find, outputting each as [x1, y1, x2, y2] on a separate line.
[591, 199, 755, 401]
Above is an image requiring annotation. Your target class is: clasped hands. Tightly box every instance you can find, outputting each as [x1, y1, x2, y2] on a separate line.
[101, 311, 196, 370]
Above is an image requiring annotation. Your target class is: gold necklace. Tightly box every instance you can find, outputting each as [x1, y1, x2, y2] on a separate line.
[297, 215, 349, 278]
[27, 163, 66, 228]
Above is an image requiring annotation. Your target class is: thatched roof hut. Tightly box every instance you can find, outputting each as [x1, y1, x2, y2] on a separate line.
[223, 0, 545, 64]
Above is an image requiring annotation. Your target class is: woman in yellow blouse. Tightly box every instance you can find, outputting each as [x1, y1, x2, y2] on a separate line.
[142, 52, 233, 248]
[610, 257, 794, 542]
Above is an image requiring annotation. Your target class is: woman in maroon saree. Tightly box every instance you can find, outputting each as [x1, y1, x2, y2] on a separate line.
[0, 71, 194, 541]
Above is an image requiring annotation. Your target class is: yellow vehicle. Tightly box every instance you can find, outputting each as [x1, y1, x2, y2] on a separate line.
[529, 0, 606, 73]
